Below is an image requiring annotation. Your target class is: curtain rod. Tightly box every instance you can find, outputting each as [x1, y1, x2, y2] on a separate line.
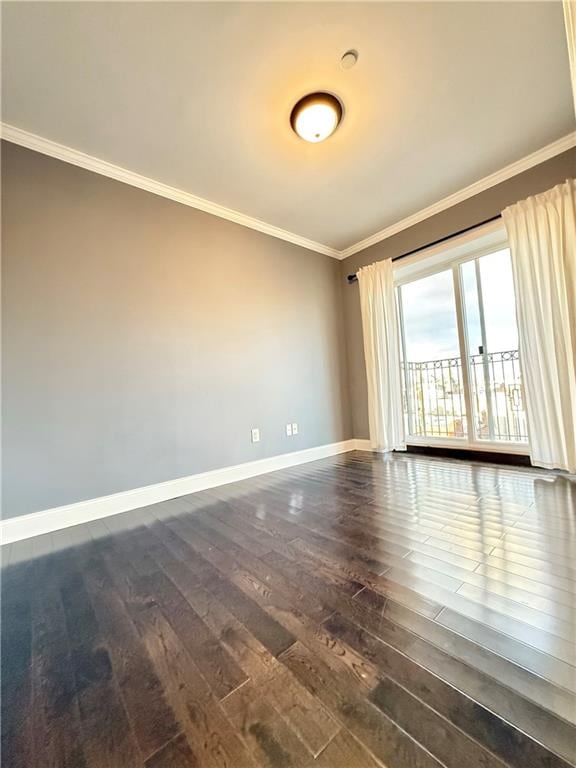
[346, 214, 502, 284]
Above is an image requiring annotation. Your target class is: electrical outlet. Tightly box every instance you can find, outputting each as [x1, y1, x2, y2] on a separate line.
[251, 428, 260, 443]
[292, 423, 298, 435]
[286, 423, 292, 436]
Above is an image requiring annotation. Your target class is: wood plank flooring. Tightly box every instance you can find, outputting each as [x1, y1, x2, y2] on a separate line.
[2, 450, 576, 767]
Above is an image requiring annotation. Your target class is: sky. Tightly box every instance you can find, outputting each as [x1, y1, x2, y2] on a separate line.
[400, 249, 518, 363]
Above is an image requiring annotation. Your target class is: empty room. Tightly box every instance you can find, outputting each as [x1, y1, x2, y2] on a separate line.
[2, 2, 576, 767]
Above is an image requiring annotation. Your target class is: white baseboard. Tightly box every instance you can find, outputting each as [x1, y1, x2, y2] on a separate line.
[1, 439, 368, 544]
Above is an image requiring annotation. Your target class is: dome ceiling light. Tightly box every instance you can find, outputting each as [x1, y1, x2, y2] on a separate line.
[290, 92, 343, 143]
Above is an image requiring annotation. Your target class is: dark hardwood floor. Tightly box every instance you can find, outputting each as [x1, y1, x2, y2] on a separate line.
[2, 450, 576, 768]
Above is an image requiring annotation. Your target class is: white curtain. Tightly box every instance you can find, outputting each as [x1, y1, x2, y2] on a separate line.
[563, 0, 576, 117]
[357, 259, 406, 452]
[502, 179, 576, 473]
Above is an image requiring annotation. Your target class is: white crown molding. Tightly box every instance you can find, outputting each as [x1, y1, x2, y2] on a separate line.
[337, 131, 576, 260]
[2, 123, 574, 262]
[0, 122, 340, 259]
[0, 438, 371, 544]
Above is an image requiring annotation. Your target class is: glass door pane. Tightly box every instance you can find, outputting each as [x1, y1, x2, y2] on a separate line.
[399, 269, 467, 439]
[460, 249, 528, 442]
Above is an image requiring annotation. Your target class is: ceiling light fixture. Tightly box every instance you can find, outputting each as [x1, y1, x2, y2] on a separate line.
[290, 92, 343, 143]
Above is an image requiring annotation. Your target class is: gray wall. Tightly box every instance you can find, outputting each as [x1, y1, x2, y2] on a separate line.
[341, 148, 576, 439]
[2, 142, 351, 518]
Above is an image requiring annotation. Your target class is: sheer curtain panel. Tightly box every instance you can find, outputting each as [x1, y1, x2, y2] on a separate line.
[503, 179, 576, 473]
[357, 259, 406, 452]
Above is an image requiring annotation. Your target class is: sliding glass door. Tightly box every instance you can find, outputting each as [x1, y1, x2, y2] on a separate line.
[399, 269, 467, 440]
[397, 245, 528, 450]
[460, 250, 528, 443]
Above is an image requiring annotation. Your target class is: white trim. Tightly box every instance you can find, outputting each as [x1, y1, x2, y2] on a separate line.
[0, 123, 340, 259]
[2, 123, 574, 262]
[338, 132, 576, 259]
[352, 438, 372, 451]
[341, 436, 527, 456]
[0, 439, 365, 544]
[406, 436, 530, 456]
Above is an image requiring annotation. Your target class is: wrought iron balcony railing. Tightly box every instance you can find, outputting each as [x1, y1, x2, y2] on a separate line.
[401, 349, 528, 443]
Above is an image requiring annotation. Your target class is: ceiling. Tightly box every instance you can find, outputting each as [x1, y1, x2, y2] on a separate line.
[2, 2, 574, 253]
